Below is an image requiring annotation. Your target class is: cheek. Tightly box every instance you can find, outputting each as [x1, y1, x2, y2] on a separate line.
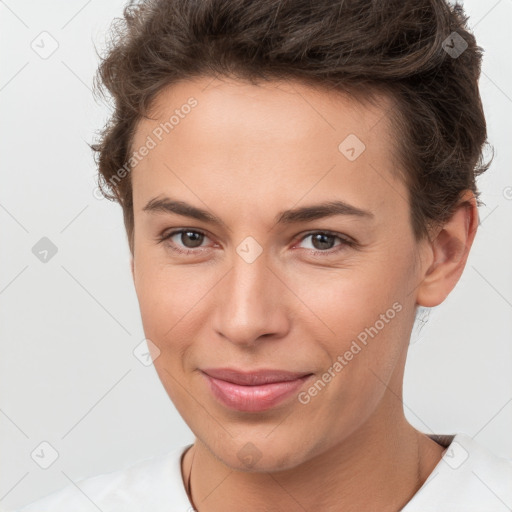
[293, 269, 409, 439]
[134, 262, 220, 357]
[134, 266, 206, 407]
[290, 251, 412, 382]
[293, 259, 407, 339]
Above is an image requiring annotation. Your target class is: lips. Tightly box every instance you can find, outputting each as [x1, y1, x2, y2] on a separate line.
[200, 368, 313, 412]
[202, 367, 311, 385]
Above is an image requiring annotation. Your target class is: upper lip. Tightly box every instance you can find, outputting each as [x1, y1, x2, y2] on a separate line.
[201, 368, 313, 386]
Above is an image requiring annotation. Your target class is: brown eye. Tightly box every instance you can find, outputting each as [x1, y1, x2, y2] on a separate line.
[177, 230, 204, 248]
[159, 229, 211, 254]
[298, 232, 349, 252]
[310, 233, 337, 250]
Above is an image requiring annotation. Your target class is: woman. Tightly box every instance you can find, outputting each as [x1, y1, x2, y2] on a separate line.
[15, 0, 511, 510]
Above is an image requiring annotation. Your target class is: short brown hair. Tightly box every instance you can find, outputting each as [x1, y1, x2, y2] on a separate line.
[90, 0, 492, 257]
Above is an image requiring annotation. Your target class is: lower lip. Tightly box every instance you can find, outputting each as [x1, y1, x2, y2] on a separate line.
[202, 373, 312, 412]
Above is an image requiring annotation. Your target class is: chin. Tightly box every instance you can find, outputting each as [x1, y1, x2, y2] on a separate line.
[203, 432, 316, 474]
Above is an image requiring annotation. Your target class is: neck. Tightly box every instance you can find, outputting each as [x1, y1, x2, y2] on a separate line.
[182, 410, 445, 512]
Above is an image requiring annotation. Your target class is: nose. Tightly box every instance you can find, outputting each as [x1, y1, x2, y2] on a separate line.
[211, 251, 290, 347]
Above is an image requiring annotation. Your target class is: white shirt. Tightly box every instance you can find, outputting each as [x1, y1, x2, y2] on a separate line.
[13, 433, 512, 512]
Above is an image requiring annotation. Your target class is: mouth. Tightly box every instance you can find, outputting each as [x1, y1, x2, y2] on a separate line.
[200, 368, 314, 412]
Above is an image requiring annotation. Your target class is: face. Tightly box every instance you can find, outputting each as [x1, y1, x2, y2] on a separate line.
[130, 76, 428, 471]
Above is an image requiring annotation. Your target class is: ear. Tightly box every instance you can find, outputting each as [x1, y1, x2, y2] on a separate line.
[130, 255, 135, 281]
[416, 190, 479, 308]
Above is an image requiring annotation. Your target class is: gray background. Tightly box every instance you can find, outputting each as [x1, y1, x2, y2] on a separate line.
[1, 0, 511, 509]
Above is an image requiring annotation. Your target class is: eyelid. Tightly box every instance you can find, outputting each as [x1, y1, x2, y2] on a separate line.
[292, 230, 355, 253]
[158, 228, 214, 249]
[294, 229, 354, 244]
[159, 228, 356, 255]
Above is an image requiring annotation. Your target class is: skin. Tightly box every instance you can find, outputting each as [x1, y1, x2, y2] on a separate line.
[129, 76, 478, 511]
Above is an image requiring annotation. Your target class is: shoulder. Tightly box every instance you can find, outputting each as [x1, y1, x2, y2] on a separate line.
[403, 432, 512, 512]
[13, 444, 194, 512]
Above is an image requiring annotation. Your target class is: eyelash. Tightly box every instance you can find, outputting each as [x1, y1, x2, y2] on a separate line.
[157, 229, 356, 257]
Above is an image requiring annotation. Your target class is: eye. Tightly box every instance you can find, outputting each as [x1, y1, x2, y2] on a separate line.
[295, 231, 354, 255]
[159, 229, 212, 255]
[158, 228, 356, 257]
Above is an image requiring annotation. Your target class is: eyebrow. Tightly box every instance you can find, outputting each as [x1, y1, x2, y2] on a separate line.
[142, 197, 374, 227]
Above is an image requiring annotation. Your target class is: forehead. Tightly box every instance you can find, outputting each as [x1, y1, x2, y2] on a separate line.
[130, 76, 405, 221]
[135, 76, 394, 148]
